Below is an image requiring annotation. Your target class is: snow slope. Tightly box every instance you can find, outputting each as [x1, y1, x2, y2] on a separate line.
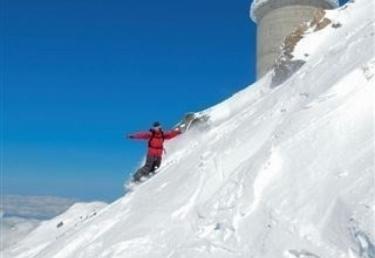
[3, 0, 374, 257]
[2, 202, 107, 257]
[0, 217, 40, 250]
[0, 195, 83, 251]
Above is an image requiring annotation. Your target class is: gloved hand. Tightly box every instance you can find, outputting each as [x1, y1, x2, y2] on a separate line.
[127, 134, 135, 139]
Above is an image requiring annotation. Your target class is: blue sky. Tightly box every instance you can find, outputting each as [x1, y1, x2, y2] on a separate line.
[3, 0, 348, 201]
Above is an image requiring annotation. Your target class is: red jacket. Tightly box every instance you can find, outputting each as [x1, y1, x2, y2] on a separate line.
[129, 129, 181, 157]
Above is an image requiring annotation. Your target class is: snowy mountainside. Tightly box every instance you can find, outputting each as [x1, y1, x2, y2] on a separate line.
[0, 195, 82, 251]
[2, 0, 374, 257]
[0, 217, 40, 251]
[2, 202, 107, 257]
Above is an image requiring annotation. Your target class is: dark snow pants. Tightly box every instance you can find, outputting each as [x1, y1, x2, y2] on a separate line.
[133, 155, 162, 182]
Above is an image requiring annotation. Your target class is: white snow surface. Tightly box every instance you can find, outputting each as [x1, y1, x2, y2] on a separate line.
[0, 217, 40, 251]
[1, 202, 107, 257]
[3, 1, 375, 257]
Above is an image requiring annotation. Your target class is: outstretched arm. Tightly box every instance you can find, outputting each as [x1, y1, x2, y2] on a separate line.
[127, 132, 152, 140]
[164, 128, 182, 140]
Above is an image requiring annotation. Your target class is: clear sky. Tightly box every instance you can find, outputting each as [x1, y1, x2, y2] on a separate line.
[3, 0, 349, 202]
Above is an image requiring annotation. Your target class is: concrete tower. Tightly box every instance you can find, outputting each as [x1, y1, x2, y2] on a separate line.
[251, 0, 339, 78]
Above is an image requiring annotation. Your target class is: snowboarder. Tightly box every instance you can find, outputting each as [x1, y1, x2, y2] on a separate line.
[127, 122, 181, 182]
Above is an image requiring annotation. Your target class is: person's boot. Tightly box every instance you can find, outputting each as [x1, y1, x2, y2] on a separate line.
[133, 171, 143, 182]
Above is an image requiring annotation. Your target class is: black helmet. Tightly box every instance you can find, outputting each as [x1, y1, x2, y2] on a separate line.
[153, 121, 161, 127]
